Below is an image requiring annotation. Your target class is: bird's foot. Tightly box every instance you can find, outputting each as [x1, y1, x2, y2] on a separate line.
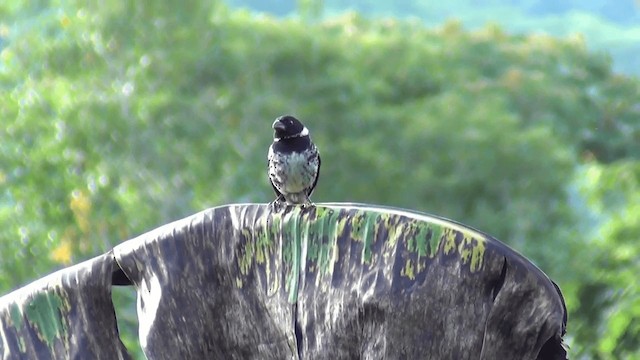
[269, 197, 286, 212]
[299, 198, 315, 209]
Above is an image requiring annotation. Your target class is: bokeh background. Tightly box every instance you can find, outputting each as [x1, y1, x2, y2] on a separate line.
[1, 1, 639, 358]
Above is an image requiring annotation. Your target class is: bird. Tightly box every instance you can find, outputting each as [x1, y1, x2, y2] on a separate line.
[268, 115, 321, 207]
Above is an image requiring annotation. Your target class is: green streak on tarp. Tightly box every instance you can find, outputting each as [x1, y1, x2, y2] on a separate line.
[266, 210, 282, 297]
[413, 221, 431, 258]
[24, 292, 66, 347]
[428, 225, 444, 257]
[238, 234, 254, 277]
[9, 303, 26, 352]
[318, 207, 340, 275]
[303, 210, 321, 266]
[459, 235, 487, 272]
[314, 209, 333, 276]
[360, 212, 377, 264]
[10, 303, 23, 329]
[443, 228, 457, 255]
[381, 214, 403, 248]
[287, 210, 301, 303]
[401, 259, 416, 280]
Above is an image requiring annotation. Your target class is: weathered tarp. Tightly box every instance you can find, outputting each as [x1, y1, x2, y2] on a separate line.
[0, 252, 130, 360]
[1, 203, 567, 359]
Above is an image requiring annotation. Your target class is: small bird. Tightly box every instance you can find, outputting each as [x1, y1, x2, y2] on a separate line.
[268, 115, 321, 207]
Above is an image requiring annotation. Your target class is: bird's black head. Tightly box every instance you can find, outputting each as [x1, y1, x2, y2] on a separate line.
[272, 115, 308, 140]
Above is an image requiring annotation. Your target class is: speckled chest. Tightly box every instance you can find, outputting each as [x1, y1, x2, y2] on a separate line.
[268, 143, 319, 194]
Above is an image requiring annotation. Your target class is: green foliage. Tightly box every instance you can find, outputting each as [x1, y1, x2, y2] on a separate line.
[573, 161, 640, 358]
[337, 1, 640, 76]
[231, 0, 640, 76]
[1, 1, 639, 358]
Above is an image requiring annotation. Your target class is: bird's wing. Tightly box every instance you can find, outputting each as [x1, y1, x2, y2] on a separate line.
[270, 181, 282, 197]
[268, 144, 283, 197]
[307, 152, 320, 197]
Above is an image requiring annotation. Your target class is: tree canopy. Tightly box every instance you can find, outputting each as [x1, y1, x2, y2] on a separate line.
[1, 1, 639, 358]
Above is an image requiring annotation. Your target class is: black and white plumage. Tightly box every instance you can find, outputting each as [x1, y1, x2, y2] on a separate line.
[268, 115, 320, 206]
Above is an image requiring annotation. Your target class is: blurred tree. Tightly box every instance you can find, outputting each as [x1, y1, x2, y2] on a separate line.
[573, 161, 640, 358]
[1, 1, 639, 358]
[297, 0, 324, 21]
[228, 0, 640, 76]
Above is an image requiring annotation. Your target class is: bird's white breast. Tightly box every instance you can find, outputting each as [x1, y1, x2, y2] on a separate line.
[268, 145, 318, 194]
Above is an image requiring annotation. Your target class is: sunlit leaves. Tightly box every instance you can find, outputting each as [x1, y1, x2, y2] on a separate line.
[573, 161, 640, 357]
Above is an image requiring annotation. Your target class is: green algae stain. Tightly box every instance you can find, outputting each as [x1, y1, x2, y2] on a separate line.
[458, 234, 487, 272]
[361, 212, 378, 264]
[323, 209, 340, 242]
[405, 224, 416, 252]
[312, 206, 329, 218]
[305, 232, 321, 269]
[9, 303, 26, 352]
[262, 211, 281, 296]
[300, 215, 313, 273]
[267, 211, 283, 245]
[470, 243, 485, 272]
[238, 239, 255, 277]
[237, 208, 284, 287]
[347, 210, 377, 264]
[401, 260, 416, 280]
[413, 222, 431, 258]
[253, 214, 270, 261]
[24, 292, 66, 347]
[443, 228, 457, 255]
[285, 211, 302, 303]
[305, 211, 336, 278]
[303, 212, 335, 287]
[255, 241, 266, 264]
[316, 208, 342, 276]
[250, 209, 282, 296]
[336, 216, 349, 240]
[10, 303, 23, 329]
[318, 239, 333, 275]
[385, 215, 404, 247]
[429, 225, 444, 257]
[399, 220, 434, 277]
[349, 212, 364, 242]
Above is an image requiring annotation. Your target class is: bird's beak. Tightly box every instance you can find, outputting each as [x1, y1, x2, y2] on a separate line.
[272, 120, 286, 132]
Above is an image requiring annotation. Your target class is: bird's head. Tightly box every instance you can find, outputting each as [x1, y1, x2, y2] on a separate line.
[272, 115, 309, 141]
